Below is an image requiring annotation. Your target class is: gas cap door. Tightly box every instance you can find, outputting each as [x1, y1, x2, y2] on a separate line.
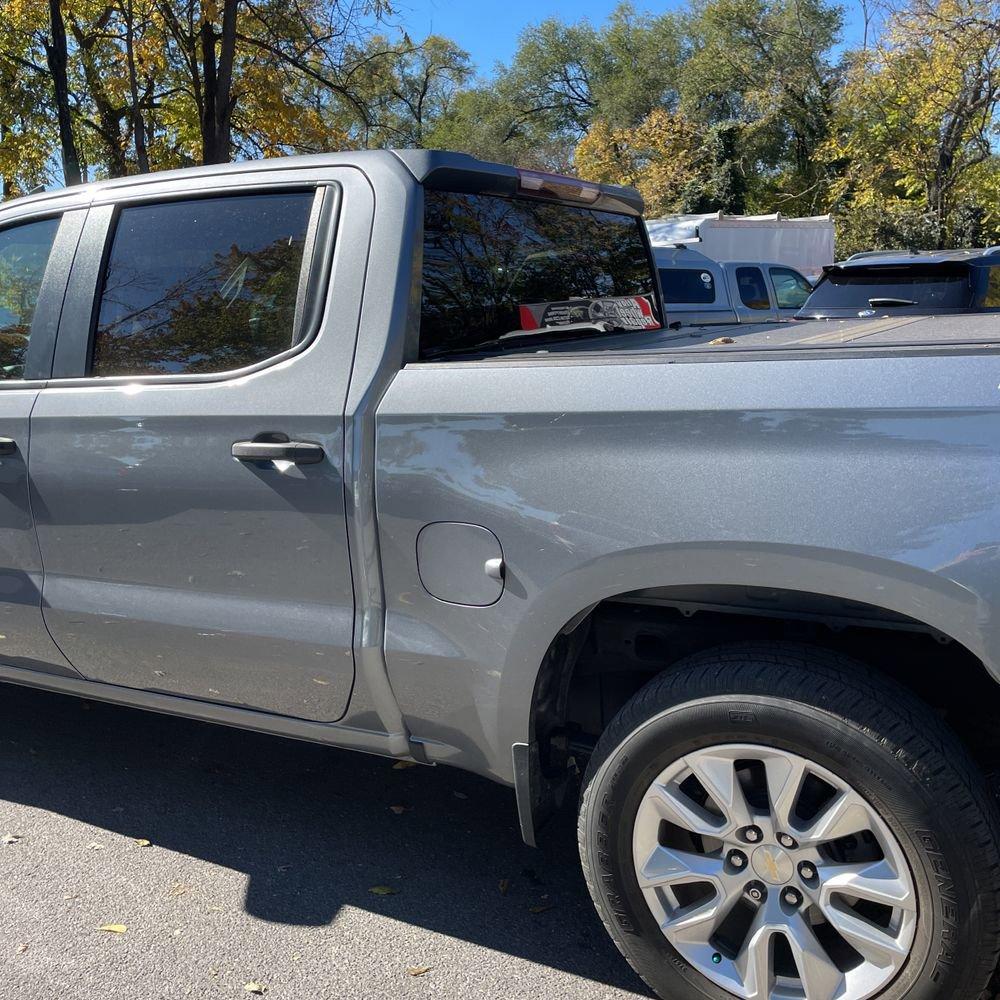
[416, 522, 505, 606]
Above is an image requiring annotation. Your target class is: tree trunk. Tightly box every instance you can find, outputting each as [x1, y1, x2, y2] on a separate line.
[45, 0, 83, 186]
[200, 0, 239, 164]
[124, 0, 150, 172]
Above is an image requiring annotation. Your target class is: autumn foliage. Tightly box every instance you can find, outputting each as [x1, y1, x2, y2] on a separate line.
[1, 0, 999, 253]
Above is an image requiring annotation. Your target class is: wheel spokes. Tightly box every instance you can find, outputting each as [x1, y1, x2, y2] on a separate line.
[734, 917, 775, 1000]
[820, 859, 917, 913]
[794, 790, 871, 846]
[636, 844, 727, 890]
[633, 743, 918, 1000]
[647, 782, 730, 839]
[785, 913, 846, 1000]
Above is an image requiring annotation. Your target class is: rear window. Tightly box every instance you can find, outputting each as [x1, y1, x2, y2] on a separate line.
[659, 267, 716, 305]
[802, 264, 975, 314]
[420, 190, 659, 358]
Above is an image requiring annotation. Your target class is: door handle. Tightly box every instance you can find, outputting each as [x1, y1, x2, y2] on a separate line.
[232, 439, 324, 465]
[0, 437, 17, 456]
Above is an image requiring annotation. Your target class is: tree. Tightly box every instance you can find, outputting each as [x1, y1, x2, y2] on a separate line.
[825, 0, 1000, 247]
[679, 0, 843, 212]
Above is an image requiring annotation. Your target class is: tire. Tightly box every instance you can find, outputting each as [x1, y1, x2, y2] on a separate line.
[578, 642, 1000, 1000]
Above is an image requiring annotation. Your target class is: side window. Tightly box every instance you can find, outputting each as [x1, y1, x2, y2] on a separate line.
[659, 267, 716, 305]
[91, 191, 315, 377]
[0, 217, 60, 379]
[984, 266, 1000, 309]
[735, 267, 770, 310]
[769, 266, 813, 310]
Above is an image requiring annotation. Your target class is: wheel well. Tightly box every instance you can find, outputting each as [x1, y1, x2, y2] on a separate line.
[529, 585, 1000, 823]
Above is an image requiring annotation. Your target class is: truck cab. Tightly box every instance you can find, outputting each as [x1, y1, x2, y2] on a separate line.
[653, 245, 814, 325]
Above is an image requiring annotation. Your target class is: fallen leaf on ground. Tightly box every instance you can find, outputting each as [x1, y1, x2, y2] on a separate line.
[133, 838, 152, 847]
[388, 805, 410, 815]
[2, 834, 22, 845]
[406, 966, 432, 977]
[452, 791, 468, 800]
[87, 842, 105, 851]
[498, 878, 511, 895]
[16, 944, 28, 954]
[369, 885, 399, 896]
[98, 924, 127, 934]
[528, 904, 553, 914]
[244, 982, 267, 995]
[392, 760, 417, 770]
[708, 336, 736, 345]
[168, 883, 191, 898]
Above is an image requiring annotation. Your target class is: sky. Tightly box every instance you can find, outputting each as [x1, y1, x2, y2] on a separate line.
[394, 0, 869, 76]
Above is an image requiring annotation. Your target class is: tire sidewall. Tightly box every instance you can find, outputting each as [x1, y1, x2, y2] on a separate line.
[582, 693, 975, 1000]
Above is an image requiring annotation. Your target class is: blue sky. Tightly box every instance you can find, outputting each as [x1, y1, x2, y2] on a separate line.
[395, 0, 868, 75]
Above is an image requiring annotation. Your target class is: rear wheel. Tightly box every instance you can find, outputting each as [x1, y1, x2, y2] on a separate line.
[578, 643, 1000, 1000]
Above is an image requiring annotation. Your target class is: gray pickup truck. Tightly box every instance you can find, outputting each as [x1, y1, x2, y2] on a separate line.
[1, 150, 999, 1000]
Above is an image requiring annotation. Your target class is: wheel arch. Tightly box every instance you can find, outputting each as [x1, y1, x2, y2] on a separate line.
[503, 541, 996, 845]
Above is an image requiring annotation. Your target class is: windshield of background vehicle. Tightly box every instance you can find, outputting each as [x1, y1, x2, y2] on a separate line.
[419, 190, 660, 358]
[798, 263, 976, 316]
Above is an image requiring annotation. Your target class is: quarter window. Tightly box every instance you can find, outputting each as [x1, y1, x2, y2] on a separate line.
[736, 267, 770, 310]
[0, 217, 60, 379]
[769, 266, 813, 310]
[91, 192, 315, 377]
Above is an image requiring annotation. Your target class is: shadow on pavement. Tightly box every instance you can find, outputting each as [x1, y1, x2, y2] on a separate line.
[0, 682, 650, 996]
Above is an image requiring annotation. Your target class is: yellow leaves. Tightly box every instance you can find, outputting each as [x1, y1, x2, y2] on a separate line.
[133, 838, 152, 848]
[405, 965, 432, 977]
[368, 885, 399, 895]
[1, 833, 22, 845]
[243, 982, 267, 995]
[575, 108, 704, 217]
[98, 923, 127, 934]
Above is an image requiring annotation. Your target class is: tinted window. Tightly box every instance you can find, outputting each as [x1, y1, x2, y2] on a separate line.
[420, 190, 659, 358]
[769, 267, 812, 310]
[659, 267, 716, 304]
[984, 266, 1000, 309]
[801, 264, 974, 314]
[0, 217, 59, 379]
[736, 267, 770, 310]
[92, 192, 314, 377]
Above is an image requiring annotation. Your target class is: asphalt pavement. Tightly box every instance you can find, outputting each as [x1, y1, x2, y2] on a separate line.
[0, 682, 650, 1000]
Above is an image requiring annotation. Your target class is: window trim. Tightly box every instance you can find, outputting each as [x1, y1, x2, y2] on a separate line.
[49, 181, 339, 385]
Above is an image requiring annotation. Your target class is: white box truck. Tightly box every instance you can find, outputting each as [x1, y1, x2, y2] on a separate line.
[646, 211, 835, 279]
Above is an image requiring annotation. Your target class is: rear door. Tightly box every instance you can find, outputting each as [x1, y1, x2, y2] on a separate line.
[28, 166, 372, 721]
[0, 207, 84, 676]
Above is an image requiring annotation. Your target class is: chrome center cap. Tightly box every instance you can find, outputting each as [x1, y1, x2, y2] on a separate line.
[751, 844, 794, 885]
